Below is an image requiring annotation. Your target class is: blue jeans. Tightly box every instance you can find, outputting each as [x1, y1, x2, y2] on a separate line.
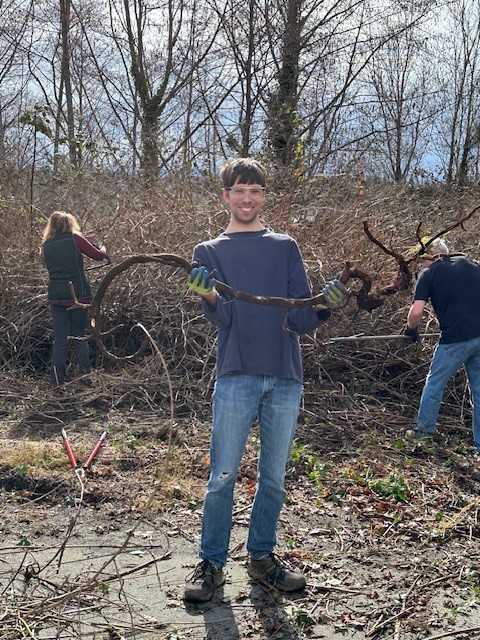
[50, 304, 91, 385]
[416, 337, 480, 451]
[200, 374, 303, 567]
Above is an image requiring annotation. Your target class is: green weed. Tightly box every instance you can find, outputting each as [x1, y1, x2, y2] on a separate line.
[288, 439, 330, 487]
[369, 474, 410, 502]
[286, 605, 315, 629]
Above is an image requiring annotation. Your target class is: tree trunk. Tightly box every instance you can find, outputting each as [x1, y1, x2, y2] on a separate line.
[60, 0, 77, 168]
[266, 0, 302, 175]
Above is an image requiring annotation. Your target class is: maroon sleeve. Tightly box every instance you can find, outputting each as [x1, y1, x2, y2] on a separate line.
[74, 234, 107, 261]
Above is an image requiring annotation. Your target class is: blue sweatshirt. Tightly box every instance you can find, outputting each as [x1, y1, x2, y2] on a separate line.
[193, 229, 330, 383]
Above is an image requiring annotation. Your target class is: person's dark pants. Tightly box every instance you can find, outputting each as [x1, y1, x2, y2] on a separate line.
[50, 305, 91, 385]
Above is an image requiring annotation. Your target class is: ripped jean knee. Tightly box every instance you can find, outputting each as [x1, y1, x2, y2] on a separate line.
[207, 468, 236, 493]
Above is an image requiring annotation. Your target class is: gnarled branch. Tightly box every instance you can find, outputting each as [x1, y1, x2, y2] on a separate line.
[88, 253, 336, 361]
[350, 203, 480, 310]
[89, 255, 191, 361]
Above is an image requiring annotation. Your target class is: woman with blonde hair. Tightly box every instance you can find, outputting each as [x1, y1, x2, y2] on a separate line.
[41, 211, 109, 386]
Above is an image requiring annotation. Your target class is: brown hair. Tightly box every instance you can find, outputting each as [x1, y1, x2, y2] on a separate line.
[42, 211, 82, 244]
[220, 158, 267, 188]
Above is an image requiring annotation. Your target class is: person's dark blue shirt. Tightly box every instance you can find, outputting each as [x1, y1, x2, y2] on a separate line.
[414, 255, 480, 344]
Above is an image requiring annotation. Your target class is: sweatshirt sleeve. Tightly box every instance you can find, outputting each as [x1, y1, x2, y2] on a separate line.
[285, 240, 331, 334]
[193, 245, 232, 328]
[74, 234, 108, 261]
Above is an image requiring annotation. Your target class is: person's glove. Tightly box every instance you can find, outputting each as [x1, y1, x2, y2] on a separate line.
[96, 244, 111, 264]
[404, 325, 421, 343]
[187, 265, 213, 296]
[320, 279, 349, 309]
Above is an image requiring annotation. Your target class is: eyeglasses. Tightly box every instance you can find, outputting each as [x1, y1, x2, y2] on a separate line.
[226, 186, 266, 198]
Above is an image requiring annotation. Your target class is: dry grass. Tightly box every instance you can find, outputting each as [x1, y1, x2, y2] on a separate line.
[0, 440, 67, 472]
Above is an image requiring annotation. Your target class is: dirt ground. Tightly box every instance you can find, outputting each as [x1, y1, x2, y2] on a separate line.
[1, 386, 480, 639]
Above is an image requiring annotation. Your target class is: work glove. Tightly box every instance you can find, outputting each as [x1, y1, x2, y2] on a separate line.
[404, 325, 421, 343]
[100, 244, 112, 263]
[187, 265, 214, 296]
[320, 279, 349, 310]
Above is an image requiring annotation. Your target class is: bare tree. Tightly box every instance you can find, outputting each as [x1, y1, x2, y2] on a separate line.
[265, 0, 382, 180]
[265, 0, 439, 183]
[208, 0, 272, 157]
[112, 0, 224, 180]
[436, 0, 480, 185]
[359, 2, 437, 182]
[58, 0, 76, 166]
[0, 0, 35, 167]
[16, 1, 118, 173]
[266, 0, 303, 172]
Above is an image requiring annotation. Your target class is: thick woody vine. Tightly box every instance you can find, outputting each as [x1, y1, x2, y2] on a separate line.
[68, 204, 480, 361]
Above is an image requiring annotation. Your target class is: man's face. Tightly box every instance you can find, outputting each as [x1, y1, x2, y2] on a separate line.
[222, 178, 266, 226]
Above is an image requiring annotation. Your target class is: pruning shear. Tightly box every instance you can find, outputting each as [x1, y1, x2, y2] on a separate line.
[61, 429, 107, 477]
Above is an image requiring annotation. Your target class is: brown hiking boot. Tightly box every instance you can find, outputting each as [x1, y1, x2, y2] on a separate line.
[247, 553, 306, 592]
[184, 559, 225, 603]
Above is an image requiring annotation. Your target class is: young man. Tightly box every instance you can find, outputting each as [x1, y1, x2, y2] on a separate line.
[405, 238, 480, 451]
[184, 157, 348, 602]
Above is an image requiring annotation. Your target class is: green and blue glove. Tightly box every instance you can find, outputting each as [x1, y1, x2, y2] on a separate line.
[320, 279, 349, 310]
[187, 265, 214, 296]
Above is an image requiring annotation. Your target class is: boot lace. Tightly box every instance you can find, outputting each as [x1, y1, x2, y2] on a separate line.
[186, 559, 215, 583]
[267, 553, 288, 580]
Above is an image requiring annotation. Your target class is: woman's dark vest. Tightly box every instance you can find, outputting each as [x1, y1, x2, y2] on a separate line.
[43, 232, 92, 302]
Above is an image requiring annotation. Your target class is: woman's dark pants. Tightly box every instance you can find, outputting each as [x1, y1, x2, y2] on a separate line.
[50, 305, 90, 385]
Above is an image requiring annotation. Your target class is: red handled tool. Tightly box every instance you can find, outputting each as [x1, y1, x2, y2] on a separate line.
[61, 429, 107, 476]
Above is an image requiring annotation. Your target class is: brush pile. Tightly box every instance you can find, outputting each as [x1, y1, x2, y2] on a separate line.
[1, 169, 479, 428]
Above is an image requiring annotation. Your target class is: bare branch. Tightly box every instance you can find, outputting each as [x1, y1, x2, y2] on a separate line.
[414, 204, 480, 255]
